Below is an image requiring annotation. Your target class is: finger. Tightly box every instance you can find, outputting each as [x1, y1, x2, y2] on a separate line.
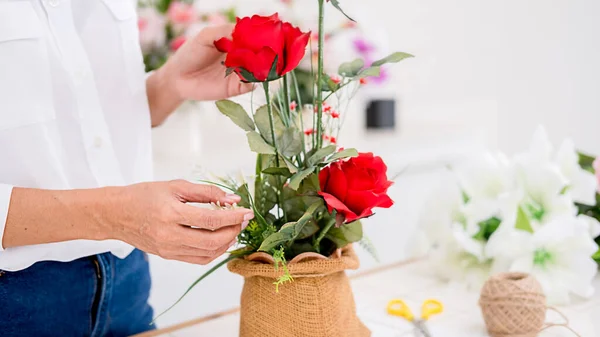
[177, 205, 254, 231]
[230, 77, 255, 97]
[170, 180, 241, 204]
[163, 239, 237, 258]
[170, 255, 213, 265]
[174, 223, 244, 250]
[198, 24, 235, 43]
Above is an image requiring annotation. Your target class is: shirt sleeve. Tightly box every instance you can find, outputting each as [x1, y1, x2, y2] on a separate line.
[0, 184, 14, 251]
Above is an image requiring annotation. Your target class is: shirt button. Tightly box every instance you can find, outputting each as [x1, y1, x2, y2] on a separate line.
[48, 0, 60, 7]
[94, 137, 104, 148]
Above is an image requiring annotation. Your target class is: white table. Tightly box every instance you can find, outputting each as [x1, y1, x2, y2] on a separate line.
[135, 260, 600, 337]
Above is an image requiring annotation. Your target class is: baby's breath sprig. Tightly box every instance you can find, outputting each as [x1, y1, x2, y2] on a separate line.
[273, 247, 293, 293]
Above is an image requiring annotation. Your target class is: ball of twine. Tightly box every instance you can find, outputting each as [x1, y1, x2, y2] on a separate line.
[479, 272, 546, 337]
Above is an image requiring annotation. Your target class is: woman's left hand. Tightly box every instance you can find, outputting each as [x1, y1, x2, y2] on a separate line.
[161, 24, 254, 101]
[147, 25, 253, 126]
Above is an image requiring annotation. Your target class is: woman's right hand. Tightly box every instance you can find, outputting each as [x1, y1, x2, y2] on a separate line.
[105, 180, 254, 265]
[3, 180, 254, 266]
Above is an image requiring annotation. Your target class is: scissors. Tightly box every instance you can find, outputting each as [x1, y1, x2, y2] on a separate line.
[386, 299, 444, 337]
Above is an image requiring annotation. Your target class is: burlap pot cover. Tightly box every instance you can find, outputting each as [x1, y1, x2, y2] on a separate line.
[228, 245, 371, 337]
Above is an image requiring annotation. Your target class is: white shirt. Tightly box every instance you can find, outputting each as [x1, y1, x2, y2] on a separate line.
[0, 0, 153, 271]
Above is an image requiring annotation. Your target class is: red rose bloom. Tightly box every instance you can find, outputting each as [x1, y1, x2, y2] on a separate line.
[214, 13, 310, 82]
[318, 153, 394, 223]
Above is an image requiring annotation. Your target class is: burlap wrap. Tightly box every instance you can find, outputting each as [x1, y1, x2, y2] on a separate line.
[227, 245, 371, 337]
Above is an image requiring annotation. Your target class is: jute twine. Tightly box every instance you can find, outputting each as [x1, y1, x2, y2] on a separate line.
[479, 272, 580, 337]
[228, 245, 371, 337]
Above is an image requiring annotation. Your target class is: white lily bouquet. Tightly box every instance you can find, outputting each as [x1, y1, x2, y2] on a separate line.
[417, 127, 600, 304]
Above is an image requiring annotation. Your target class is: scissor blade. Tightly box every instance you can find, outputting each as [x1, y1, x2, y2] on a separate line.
[414, 320, 432, 337]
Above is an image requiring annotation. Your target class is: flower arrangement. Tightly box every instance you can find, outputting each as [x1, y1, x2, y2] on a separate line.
[157, 0, 412, 319]
[417, 127, 600, 304]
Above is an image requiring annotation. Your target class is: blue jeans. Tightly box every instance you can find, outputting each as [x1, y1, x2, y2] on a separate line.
[0, 249, 155, 337]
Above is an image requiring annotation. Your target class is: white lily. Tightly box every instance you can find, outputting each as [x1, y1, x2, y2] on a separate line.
[487, 215, 599, 304]
[417, 174, 494, 288]
[516, 126, 597, 206]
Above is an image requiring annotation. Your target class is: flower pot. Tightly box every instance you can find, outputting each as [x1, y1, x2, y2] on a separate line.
[227, 245, 371, 337]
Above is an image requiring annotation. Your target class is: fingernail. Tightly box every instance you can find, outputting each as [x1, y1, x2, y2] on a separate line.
[241, 221, 249, 230]
[243, 213, 255, 221]
[224, 194, 241, 201]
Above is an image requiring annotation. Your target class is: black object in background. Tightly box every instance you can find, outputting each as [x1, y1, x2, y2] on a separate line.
[366, 99, 395, 129]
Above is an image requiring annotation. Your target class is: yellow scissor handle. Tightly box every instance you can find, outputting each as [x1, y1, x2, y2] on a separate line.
[387, 299, 415, 321]
[421, 299, 444, 320]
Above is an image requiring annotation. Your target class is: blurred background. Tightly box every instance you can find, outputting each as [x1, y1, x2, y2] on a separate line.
[145, 0, 600, 327]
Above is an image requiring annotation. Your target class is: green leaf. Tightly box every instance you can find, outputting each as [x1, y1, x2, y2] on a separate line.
[238, 68, 259, 83]
[267, 55, 282, 82]
[371, 52, 414, 67]
[308, 145, 337, 166]
[246, 131, 275, 154]
[324, 148, 359, 164]
[277, 128, 303, 157]
[578, 152, 597, 174]
[152, 251, 248, 323]
[515, 206, 534, 233]
[254, 105, 285, 145]
[297, 220, 320, 240]
[356, 66, 381, 79]
[326, 221, 364, 248]
[329, 0, 355, 22]
[320, 75, 340, 92]
[215, 100, 256, 132]
[338, 59, 364, 77]
[262, 167, 292, 177]
[288, 168, 316, 191]
[281, 156, 299, 174]
[259, 202, 323, 252]
[255, 175, 278, 215]
[234, 183, 251, 209]
[472, 217, 502, 241]
[593, 248, 600, 263]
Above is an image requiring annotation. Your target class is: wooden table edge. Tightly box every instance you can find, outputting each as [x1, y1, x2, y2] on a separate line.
[134, 257, 425, 337]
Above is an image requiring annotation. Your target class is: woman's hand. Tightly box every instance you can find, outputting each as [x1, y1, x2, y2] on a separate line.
[147, 25, 253, 126]
[4, 181, 254, 265]
[105, 180, 254, 265]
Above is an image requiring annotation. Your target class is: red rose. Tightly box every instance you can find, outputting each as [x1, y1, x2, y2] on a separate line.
[214, 13, 310, 82]
[318, 153, 394, 223]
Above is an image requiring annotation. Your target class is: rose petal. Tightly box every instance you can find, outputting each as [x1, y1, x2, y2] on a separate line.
[325, 163, 349, 203]
[214, 37, 233, 52]
[319, 166, 331, 190]
[281, 23, 310, 74]
[344, 189, 380, 216]
[318, 192, 358, 221]
[225, 47, 277, 81]
[232, 16, 284, 70]
[345, 164, 376, 191]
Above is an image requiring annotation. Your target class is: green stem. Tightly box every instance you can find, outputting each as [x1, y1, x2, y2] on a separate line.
[291, 71, 307, 161]
[315, 0, 326, 150]
[262, 82, 286, 221]
[314, 217, 336, 253]
[263, 83, 280, 167]
[285, 74, 305, 166]
[152, 252, 247, 323]
[282, 74, 292, 127]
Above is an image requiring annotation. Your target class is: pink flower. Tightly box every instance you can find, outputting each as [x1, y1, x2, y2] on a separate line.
[167, 1, 197, 26]
[593, 157, 600, 193]
[137, 8, 166, 53]
[170, 36, 187, 51]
